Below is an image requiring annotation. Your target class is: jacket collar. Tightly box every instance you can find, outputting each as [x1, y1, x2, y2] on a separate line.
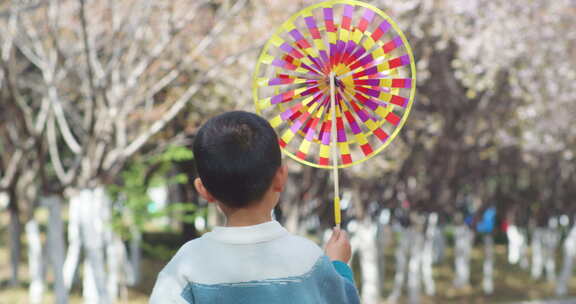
[205, 221, 288, 244]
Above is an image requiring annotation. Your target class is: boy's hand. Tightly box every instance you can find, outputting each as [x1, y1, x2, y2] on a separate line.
[325, 228, 351, 263]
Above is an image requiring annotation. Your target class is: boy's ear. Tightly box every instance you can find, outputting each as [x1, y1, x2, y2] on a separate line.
[194, 178, 217, 203]
[272, 164, 288, 193]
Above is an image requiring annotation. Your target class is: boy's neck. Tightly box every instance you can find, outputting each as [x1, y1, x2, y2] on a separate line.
[200, 165, 286, 228]
[225, 210, 273, 227]
[221, 194, 277, 227]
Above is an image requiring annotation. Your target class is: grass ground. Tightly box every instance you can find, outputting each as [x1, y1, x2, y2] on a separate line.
[386, 246, 576, 303]
[365, 235, 576, 304]
[2, 217, 576, 303]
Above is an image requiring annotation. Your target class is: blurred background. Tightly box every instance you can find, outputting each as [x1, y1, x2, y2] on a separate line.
[0, 0, 575, 303]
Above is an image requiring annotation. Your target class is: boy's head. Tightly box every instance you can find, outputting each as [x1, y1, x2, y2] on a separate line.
[193, 111, 282, 209]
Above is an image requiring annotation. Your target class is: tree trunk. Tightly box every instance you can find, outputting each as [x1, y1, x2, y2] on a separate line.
[453, 225, 474, 288]
[507, 224, 528, 266]
[531, 228, 545, 279]
[65, 187, 123, 304]
[376, 210, 392, 297]
[82, 261, 98, 304]
[433, 224, 446, 264]
[107, 234, 128, 301]
[543, 219, 560, 282]
[127, 226, 142, 286]
[356, 219, 380, 304]
[482, 234, 494, 294]
[422, 213, 437, 296]
[7, 191, 22, 286]
[520, 231, 530, 270]
[44, 196, 69, 304]
[63, 190, 84, 290]
[407, 228, 424, 304]
[388, 226, 411, 302]
[556, 224, 576, 296]
[81, 187, 112, 304]
[176, 182, 199, 241]
[26, 219, 45, 304]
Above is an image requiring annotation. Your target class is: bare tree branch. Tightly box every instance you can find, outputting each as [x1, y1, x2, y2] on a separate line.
[78, 0, 98, 132]
[120, 0, 246, 113]
[0, 0, 45, 19]
[47, 113, 73, 184]
[0, 58, 34, 136]
[46, 85, 82, 154]
[123, 1, 207, 92]
[119, 42, 250, 162]
[0, 150, 23, 189]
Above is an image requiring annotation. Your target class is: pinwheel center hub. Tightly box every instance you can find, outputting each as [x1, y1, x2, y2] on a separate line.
[323, 64, 354, 93]
[322, 75, 344, 89]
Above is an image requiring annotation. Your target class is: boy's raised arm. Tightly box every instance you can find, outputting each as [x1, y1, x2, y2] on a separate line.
[325, 228, 356, 283]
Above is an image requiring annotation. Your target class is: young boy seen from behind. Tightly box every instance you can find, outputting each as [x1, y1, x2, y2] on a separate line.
[150, 111, 360, 304]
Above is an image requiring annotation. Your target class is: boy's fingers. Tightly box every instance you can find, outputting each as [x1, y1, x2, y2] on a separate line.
[333, 228, 342, 240]
[336, 230, 348, 244]
[328, 229, 339, 242]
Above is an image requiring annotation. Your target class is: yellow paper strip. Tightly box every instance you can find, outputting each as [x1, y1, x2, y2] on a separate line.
[334, 196, 341, 226]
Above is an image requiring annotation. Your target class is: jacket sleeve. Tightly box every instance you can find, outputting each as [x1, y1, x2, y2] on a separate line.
[331, 260, 355, 284]
[329, 259, 360, 304]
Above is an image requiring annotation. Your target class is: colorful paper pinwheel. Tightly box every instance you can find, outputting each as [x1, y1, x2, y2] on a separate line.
[253, 0, 416, 226]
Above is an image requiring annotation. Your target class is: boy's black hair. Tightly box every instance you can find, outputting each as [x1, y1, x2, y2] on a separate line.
[193, 111, 281, 208]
